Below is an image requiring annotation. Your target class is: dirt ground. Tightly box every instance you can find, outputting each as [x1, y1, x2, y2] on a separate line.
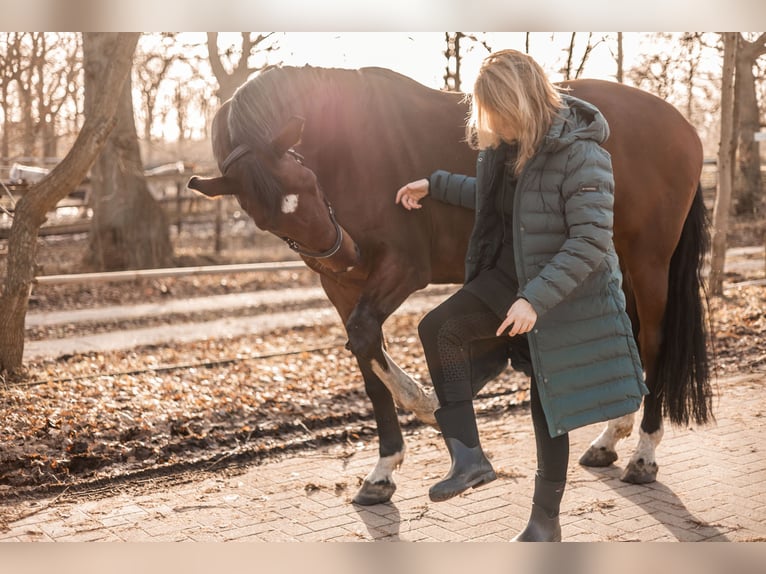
[0, 212, 764, 506]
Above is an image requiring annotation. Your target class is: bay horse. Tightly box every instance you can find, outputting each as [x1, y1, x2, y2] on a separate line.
[188, 65, 712, 505]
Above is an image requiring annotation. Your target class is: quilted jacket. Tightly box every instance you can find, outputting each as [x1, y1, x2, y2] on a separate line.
[428, 94, 648, 437]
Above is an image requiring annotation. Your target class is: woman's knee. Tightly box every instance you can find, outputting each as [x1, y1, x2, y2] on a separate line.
[418, 306, 447, 345]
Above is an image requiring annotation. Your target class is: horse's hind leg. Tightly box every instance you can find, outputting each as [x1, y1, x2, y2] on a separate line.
[621, 396, 663, 483]
[579, 413, 635, 467]
[618, 263, 669, 484]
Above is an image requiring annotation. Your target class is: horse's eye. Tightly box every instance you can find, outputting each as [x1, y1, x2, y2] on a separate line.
[288, 149, 305, 164]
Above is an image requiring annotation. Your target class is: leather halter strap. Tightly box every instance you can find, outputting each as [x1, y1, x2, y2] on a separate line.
[221, 144, 344, 260]
[281, 199, 344, 259]
[221, 144, 250, 174]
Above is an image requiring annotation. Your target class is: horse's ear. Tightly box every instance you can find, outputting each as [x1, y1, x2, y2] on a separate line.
[187, 175, 236, 197]
[271, 116, 305, 157]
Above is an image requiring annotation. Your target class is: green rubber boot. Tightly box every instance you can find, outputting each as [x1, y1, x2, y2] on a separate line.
[512, 474, 565, 542]
[428, 403, 496, 502]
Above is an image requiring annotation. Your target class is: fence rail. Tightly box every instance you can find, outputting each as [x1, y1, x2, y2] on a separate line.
[34, 260, 307, 286]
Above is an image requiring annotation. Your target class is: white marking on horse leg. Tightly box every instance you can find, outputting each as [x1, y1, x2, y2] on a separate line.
[370, 350, 438, 427]
[365, 447, 406, 484]
[628, 422, 664, 466]
[281, 193, 299, 214]
[589, 413, 635, 452]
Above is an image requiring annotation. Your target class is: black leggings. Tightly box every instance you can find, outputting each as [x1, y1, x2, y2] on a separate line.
[418, 288, 569, 482]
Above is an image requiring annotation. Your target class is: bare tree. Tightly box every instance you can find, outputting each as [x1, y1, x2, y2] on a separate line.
[628, 33, 717, 133]
[33, 34, 81, 159]
[0, 33, 139, 375]
[710, 33, 739, 296]
[442, 32, 492, 92]
[733, 33, 766, 217]
[561, 32, 602, 80]
[677, 33, 706, 121]
[135, 34, 179, 147]
[0, 33, 81, 161]
[629, 34, 677, 100]
[443, 32, 464, 91]
[207, 32, 281, 103]
[84, 36, 173, 272]
[0, 33, 23, 159]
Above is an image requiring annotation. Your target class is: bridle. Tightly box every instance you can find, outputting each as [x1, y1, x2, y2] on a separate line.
[221, 143, 344, 260]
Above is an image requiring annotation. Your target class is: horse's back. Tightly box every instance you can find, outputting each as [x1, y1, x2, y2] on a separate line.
[565, 79, 702, 174]
[565, 79, 702, 253]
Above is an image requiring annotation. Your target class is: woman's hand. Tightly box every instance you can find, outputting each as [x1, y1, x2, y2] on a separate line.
[496, 298, 538, 337]
[395, 178, 430, 210]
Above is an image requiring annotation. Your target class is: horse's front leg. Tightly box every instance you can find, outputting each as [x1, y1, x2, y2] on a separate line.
[320, 262, 436, 505]
[351, 348, 407, 505]
[344, 263, 439, 425]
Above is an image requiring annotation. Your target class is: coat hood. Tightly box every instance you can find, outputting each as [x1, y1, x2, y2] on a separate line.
[541, 94, 610, 153]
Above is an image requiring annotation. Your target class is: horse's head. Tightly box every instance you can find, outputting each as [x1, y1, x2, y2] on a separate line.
[188, 112, 360, 275]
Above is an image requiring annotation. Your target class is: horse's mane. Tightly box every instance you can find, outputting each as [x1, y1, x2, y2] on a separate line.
[228, 66, 326, 149]
[227, 65, 439, 149]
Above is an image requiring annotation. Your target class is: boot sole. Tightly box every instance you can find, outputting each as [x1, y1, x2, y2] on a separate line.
[471, 470, 497, 489]
[429, 470, 498, 502]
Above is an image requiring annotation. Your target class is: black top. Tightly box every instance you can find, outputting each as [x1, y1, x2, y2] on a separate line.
[463, 149, 520, 320]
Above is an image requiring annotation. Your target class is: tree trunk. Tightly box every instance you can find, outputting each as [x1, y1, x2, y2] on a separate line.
[85, 55, 173, 271]
[0, 84, 9, 159]
[443, 32, 463, 91]
[710, 33, 739, 296]
[0, 33, 139, 375]
[616, 32, 624, 83]
[42, 121, 58, 158]
[207, 32, 249, 102]
[734, 33, 766, 217]
[206, 32, 279, 102]
[20, 82, 35, 157]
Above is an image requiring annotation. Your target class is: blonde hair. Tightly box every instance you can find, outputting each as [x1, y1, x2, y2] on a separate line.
[467, 49, 563, 175]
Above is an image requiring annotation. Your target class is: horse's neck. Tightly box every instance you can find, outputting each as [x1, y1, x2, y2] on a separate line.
[299, 72, 362, 157]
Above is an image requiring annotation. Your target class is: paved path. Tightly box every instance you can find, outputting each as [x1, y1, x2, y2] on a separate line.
[2, 373, 763, 542]
[7, 274, 766, 542]
[22, 285, 457, 361]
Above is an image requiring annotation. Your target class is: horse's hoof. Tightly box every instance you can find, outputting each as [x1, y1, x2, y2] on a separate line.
[579, 445, 618, 468]
[352, 480, 396, 505]
[620, 459, 658, 483]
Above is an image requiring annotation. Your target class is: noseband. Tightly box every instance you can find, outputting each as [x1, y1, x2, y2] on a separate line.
[281, 199, 344, 259]
[221, 144, 344, 260]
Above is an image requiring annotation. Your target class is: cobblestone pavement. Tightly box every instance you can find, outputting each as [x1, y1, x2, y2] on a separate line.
[1, 373, 763, 542]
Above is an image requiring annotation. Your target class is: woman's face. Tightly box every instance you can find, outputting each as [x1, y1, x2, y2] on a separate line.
[486, 109, 517, 144]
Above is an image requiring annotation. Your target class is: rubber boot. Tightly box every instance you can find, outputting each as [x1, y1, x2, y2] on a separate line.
[428, 403, 497, 502]
[512, 474, 565, 542]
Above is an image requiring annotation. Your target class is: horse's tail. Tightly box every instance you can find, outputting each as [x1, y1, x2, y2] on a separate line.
[656, 183, 714, 426]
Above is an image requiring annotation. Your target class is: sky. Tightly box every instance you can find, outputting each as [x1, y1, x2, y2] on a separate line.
[211, 32, 643, 89]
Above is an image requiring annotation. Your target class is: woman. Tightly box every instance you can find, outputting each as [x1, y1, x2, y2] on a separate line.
[395, 49, 647, 542]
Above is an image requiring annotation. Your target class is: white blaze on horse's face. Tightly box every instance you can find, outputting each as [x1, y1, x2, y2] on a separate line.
[281, 194, 299, 214]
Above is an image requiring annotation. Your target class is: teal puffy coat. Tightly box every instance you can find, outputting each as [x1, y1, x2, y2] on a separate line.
[429, 95, 648, 437]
